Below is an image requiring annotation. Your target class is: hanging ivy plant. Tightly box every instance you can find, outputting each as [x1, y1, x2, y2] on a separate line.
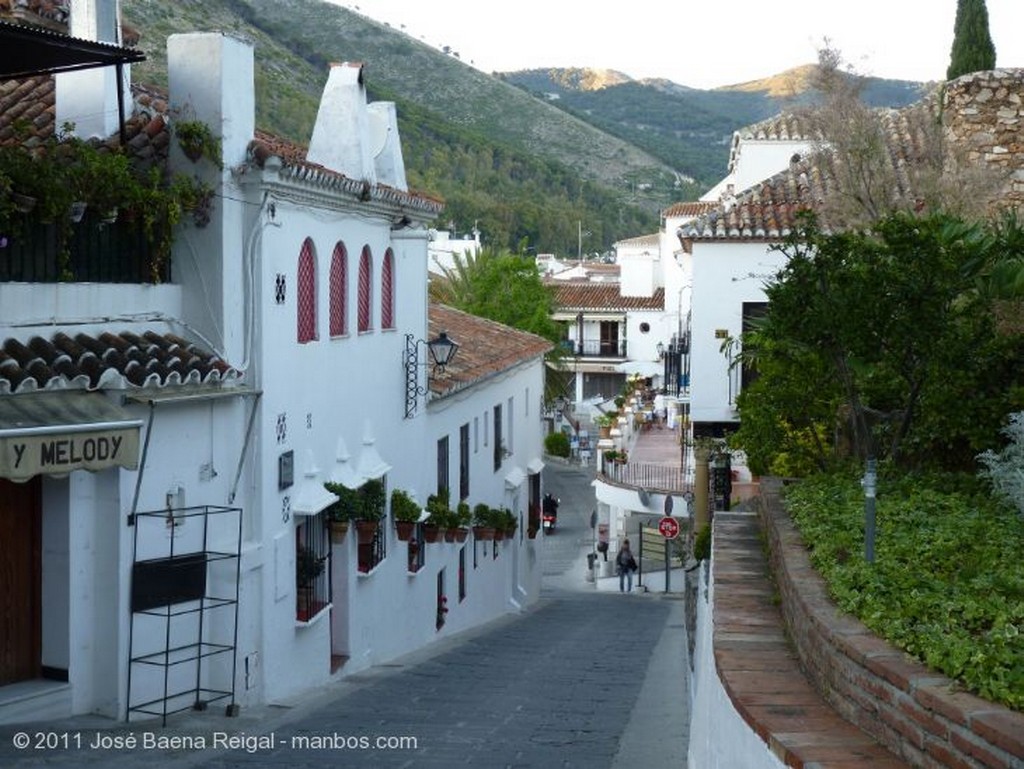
[174, 119, 222, 168]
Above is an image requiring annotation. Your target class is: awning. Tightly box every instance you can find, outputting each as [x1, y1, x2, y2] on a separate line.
[0, 20, 146, 78]
[614, 360, 663, 378]
[291, 451, 338, 516]
[0, 391, 142, 481]
[504, 466, 526, 490]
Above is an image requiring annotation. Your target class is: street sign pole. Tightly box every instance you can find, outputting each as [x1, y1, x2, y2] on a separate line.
[657, 512, 680, 593]
[664, 538, 670, 593]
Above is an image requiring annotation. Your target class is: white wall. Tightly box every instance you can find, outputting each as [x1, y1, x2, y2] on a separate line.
[690, 241, 784, 425]
[688, 561, 787, 769]
[702, 139, 813, 203]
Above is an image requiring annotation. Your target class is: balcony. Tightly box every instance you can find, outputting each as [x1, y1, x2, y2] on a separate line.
[560, 339, 628, 358]
[597, 421, 691, 495]
[1, 215, 170, 284]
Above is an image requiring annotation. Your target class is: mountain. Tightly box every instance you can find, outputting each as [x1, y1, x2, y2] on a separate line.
[499, 66, 931, 188]
[123, 0, 678, 255]
[121, 1, 930, 256]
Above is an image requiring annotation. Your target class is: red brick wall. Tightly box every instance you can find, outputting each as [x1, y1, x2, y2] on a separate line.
[758, 480, 1024, 769]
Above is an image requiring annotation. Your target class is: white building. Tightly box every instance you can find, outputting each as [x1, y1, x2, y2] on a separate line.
[0, 3, 548, 725]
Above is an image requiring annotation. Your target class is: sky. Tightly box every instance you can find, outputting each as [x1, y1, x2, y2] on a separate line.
[334, 0, 1024, 89]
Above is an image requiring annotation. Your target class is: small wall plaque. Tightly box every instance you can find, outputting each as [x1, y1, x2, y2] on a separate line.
[278, 450, 294, 490]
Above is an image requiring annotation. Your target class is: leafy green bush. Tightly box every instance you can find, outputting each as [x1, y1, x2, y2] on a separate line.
[544, 431, 570, 458]
[784, 472, 1024, 710]
[693, 524, 711, 562]
[978, 412, 1024, 519]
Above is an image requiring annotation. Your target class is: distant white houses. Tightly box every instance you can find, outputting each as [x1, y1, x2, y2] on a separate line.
[427, 226, 481, 276]
[0, 2, 549, 725]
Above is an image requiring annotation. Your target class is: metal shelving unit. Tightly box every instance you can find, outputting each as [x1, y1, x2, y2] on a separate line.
[126, 505, 242, 726]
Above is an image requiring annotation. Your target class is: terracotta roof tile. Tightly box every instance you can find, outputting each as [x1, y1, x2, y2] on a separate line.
[248, 130, 444, 215]
[662, 201, 717, 218]
[548, 282, 664, 311]
[681, 105, 936, 241]
[615, 233, 659, 249]
[0, 330, 242, 394]
[427, 304, 551, 398]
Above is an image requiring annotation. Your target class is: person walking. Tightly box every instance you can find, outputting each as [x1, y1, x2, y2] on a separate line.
[616, 539, 638, 592]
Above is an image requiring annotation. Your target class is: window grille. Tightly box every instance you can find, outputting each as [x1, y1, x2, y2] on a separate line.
[329, 242, 347, 337]
[381, 249, 395, 330]
[296, 514, 330, 622]
[297, 238, 318, 343]
[357, 246, 373, 332]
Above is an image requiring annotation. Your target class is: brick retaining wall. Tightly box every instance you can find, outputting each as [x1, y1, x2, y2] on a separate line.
[758, 479, 1024, 769]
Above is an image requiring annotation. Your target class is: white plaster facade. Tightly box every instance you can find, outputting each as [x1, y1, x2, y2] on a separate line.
[0, 16, 545, 725]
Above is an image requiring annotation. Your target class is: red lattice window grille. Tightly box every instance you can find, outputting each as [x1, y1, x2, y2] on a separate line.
[329, 242, 347, 337]
[381, 249, 395, 330]
[297, 238, 318, 344]
[358, 246, 373, 333]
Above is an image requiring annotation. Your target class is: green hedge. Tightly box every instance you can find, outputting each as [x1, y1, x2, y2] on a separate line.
[783, 472, 1024, 711]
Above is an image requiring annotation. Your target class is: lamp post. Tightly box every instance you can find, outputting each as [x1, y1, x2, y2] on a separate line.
[404, 331, 459, 418]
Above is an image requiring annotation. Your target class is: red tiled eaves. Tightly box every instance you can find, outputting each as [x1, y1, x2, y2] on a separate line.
[249, 130, 444, 215]
[426, 304, 552, 398]
[615, 233, 659, 249]
[682, 105, 935, 241]
[662, 201, 717, 218]
[549, 282, 665, 312]
[0, 331, 241, 394]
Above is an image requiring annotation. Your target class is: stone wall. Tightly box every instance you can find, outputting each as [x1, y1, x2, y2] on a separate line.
[944, 69, 1024, 209]
[759, 479, 1024, 769]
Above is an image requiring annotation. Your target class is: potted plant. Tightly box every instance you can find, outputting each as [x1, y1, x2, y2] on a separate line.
[354, 478, 386, 544]
[595, 412, 617, 438]
[500, 508, 518, 539]
[174, 118, 222, 167]
[472, 503, 496, 541]
[296, 544, 325, 618]
[453, 501, 472, 542]
[391, 488, 421, 542]
[323, 481, 358, 543]
[424, 491, 450, 543]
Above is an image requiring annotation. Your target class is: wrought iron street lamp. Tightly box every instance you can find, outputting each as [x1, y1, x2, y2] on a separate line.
[404, 332, 459, 418]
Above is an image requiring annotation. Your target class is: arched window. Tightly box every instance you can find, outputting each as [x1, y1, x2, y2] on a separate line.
[329, 242, 347, 337]
[357, 246, 373, 333]
[297, 238, 318, 344]
[381, 248, 395, 330]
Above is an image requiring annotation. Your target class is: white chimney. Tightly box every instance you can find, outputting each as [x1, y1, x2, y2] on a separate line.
[307, 63, 375, 185]
[56, 0, 127, 139]
[368, 102, 407, 191]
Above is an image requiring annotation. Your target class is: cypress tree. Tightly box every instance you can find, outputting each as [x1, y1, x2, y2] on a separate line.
[947, 0, 996, 80]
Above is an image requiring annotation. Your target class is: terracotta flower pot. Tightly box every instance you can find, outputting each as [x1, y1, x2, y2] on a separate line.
[395, 520, 416, 541]
[355, 519, 378, 544]
[472, 526, 495, 541]
[423, 524, 443, 543]
[453, 527, 469, 543]
[328, 520, 349, 544]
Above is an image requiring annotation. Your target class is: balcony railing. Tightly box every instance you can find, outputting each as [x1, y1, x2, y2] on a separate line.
[560, 339, 628, 358]
[600, 461, 690, 494]
[0, 215, 169, 284]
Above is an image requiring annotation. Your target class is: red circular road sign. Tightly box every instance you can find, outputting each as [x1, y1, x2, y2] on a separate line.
[658, 516, 680, 539]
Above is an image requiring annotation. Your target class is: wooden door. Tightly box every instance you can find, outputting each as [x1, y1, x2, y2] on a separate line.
[0, 477, 41, 685]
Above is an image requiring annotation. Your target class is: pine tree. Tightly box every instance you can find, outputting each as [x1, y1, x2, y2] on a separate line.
[947, 0, 996, 80]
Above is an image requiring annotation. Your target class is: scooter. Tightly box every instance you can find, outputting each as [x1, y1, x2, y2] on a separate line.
[542, 493, 559, 533]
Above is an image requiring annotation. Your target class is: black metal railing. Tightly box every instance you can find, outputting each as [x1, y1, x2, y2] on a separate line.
[560, 339, 628, 358]
[601, 461, 691, 493]
[0, 214, 169, 284]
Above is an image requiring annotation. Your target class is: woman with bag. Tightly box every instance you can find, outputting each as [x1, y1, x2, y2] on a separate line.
[615, 539, 638, 592]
